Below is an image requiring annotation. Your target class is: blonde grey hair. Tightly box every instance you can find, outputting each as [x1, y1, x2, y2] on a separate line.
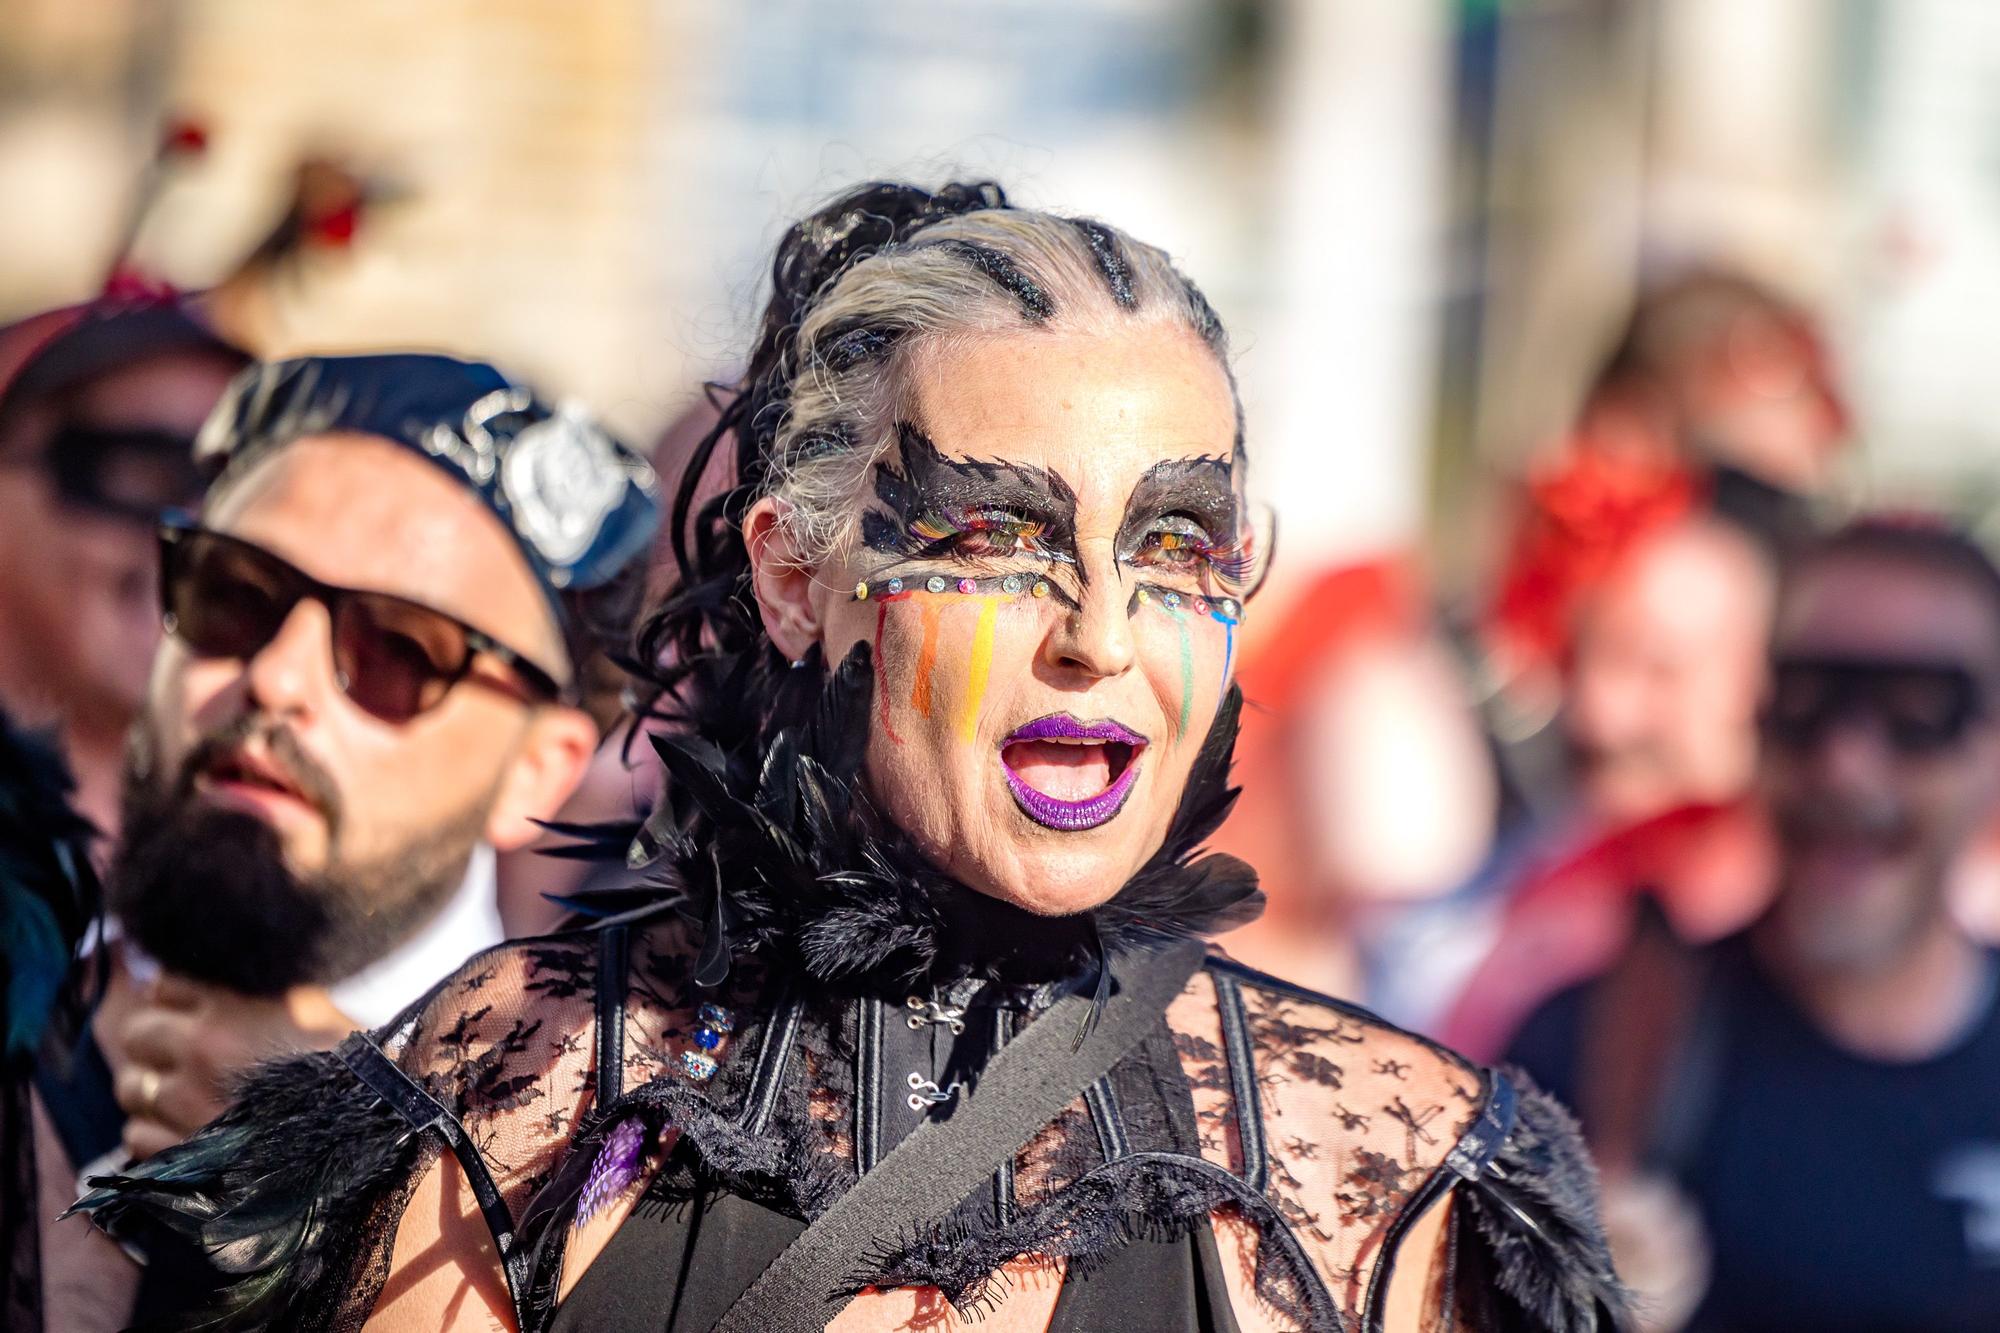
[762, 207, 1239, 566]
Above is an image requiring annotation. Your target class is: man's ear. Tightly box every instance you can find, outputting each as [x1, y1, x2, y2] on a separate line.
[743, 496, 822, 662]
[485, 706, 600, 852]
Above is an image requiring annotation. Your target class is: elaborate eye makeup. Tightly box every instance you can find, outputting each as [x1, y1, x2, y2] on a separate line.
[1127, 516, 1257, 593]
[863, 423, 1080, 575]
[1114, 457, 1257, 592]
[909, 507, 1054, 563]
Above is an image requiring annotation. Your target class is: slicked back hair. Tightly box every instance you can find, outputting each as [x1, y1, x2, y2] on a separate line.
[768, 201, 1238, 566]
[636, 182, 1240, 737]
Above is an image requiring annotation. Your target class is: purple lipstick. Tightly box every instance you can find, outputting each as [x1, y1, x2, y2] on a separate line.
[1001, 714, 1147, 831]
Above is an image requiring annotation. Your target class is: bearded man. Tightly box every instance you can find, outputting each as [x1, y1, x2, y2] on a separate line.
[46, 354, 656, 1329]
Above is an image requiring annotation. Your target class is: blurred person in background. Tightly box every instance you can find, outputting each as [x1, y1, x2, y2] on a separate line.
[1442, 511, 1780, 1057]
[2, 714, 105, 1333]
[1479, 268, 1845, 807]
[1507, 518, 2000, 1332]
[0, 294, 248, 833]
[0, 293, 250, 1333]
[1212, 560, 1500, 1012]
[42, 354, 655, 1327]
[1439, 271, 1839, 1058]
[1611, 271, 1848, 544]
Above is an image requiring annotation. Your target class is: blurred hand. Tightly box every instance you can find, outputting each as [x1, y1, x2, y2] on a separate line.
[113, 971, 354, 1161]
[1602, 1172, 1710, 1333]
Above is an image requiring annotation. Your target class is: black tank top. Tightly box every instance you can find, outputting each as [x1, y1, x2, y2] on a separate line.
[550, 1161, 1243, 1332]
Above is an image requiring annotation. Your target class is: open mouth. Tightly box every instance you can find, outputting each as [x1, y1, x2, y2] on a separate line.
[1000, 714, 1146, 832]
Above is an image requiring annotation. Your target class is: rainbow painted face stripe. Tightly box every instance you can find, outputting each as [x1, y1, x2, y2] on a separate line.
[853, 420, 1252, 827]
[855, 575, 1240, 801]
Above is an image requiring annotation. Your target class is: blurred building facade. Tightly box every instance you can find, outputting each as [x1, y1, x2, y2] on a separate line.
[5, 0, 1997, 590]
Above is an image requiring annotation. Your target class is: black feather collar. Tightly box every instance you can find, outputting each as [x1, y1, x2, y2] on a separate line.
[560, 643, 1262, 998]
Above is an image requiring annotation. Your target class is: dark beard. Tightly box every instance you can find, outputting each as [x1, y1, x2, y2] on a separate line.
[108, 719, 488, 996]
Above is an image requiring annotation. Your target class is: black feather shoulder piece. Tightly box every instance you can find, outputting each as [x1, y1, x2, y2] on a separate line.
[0, 708, 101, 1063]
[1454, 1071, 1634, 1332]
[69, 1046, 421, 1333]
[563, 642, 1263, 995]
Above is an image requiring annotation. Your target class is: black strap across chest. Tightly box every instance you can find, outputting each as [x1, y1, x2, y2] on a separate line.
[710, 938, 1207, 1333]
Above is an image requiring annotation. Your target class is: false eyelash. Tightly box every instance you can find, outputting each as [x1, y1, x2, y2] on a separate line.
[1136, 527, 1257, 587]
[907, 508, 1050, 559]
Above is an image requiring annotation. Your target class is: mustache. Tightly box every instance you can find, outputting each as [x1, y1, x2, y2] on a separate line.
[178, 715, 343, 832]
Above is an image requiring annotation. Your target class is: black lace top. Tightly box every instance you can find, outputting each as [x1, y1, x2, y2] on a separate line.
[77, 662, 1626, 1332]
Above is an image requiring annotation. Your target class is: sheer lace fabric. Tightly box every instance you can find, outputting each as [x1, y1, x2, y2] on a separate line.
[330, 929, 1495, 1332]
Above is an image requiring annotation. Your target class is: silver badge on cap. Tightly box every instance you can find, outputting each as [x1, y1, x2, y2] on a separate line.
[501, 404, 628, 570]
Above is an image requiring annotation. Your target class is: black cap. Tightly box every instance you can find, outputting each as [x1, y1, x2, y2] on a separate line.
[196, 354, 662, 664]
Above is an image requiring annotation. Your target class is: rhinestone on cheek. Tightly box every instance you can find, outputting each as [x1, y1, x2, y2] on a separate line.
[1032, 580, 1049, 598]
[926, 575, 948, 594]
[1002, 574, 1022, 595]
[956, 577, 976, 594]
[887, 577, 904, 594]
[854, 580, 869, 600]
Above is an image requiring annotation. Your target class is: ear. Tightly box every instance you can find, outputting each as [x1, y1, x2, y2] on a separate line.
[484, 705, 600, 852]
[743, 495, 822, 662]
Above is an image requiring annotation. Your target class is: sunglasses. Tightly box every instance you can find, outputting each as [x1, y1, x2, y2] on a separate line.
[158, 515, 564, 724]
[1762, 655, 1988, 757]
[49, 425, 205, 524]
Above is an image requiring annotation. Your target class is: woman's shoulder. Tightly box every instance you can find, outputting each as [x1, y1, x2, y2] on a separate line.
[73, 917, 718, 1330]
[380, 917, 701, 1085]
[1172, 952, 1630, 1329]
[1177, 952, 1488, 1124]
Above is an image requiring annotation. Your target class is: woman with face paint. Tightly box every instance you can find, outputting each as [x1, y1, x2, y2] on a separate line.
[80, 184, 1626, 1332]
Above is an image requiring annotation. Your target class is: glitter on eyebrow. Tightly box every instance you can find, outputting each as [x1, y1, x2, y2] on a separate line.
[959, 596, 1000, 741]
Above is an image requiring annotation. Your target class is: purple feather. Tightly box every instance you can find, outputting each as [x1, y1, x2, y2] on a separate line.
[575, 1117, 647, 1226]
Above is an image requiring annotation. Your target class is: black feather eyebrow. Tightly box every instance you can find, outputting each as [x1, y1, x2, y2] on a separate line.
[860, 422, 1080, 562]
[1115, 456, 1240, 558]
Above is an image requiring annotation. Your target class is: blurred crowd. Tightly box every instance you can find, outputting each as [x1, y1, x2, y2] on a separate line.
[3, 19, 2000, 1329]
[1211, 269, 2000, 1329]
[8, 208, 2000, 1333]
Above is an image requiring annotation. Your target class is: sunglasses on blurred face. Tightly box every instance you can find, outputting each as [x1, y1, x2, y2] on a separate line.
[1761, 656, 1989, 757]
[159, 514, 564, 724]
[47, 425, 205, 524]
